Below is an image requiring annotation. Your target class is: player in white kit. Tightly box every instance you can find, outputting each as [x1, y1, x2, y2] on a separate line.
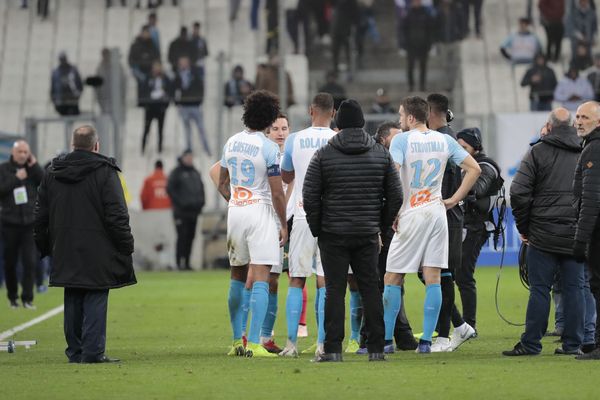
[383, 96, 481, 354]
[279, 93, 336, 357]
[218, 90, 288, 358]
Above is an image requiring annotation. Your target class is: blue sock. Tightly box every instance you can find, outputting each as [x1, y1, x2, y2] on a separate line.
[286, 287, 304, 344]
[241, 288, 251, 334]
[261, 293, 278, 338]
[383, 285, 402, 341]
[227, 280, 245, 340]
[317, 287, 326, 345]
[248, 281, 269, 344]
[350, 290, 362, 341]
[422, 284, 442, 343]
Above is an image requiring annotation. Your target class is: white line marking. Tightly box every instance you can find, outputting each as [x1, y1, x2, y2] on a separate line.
[0, 305, 64, 341]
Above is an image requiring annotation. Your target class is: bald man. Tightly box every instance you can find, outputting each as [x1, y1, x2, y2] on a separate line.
[505, 108, 585, 356]
[573, 101, 600, 360]
[0, 140, 43, 309]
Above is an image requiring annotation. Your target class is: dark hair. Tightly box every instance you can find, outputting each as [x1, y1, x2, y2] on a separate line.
[72, 125, 98, 151]
[426, 93, 449, 115]
[265, 113, 289, 134]
[311, 93, 334, 112]
[148, 12, 156, 20]
[242, 90, 280, 131]
[180, 26, 188, 36]
[193, 21, 201, 29]
[155, 160, 163, 169]
[402, 96, 429, 123]
[374, 121, 401, 144]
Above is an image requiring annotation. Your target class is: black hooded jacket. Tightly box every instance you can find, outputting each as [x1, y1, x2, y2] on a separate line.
[0, 156, 44, 226]
[574, 127, 600, 245]
[34, 150, 136, 289]
[167, 158, 205, 219]
[303, 128, 403, 237]
[510, 125, 582, 255]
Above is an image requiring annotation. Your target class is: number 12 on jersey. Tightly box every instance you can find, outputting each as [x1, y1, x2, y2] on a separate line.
[410, 158, 441, 189]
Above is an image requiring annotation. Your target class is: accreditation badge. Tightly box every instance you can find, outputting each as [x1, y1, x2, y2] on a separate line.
[13, 186, 28, 205]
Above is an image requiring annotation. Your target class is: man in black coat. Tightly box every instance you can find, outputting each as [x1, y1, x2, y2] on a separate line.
[404, 0, 435, 91]
[34, 125, 136, 363]
[504, 108, 585, 356]
[167, 150, 205, 271]
[573, 101, 600, 360]
[0, 140, 43, 309]
[303, 99, 403, 362]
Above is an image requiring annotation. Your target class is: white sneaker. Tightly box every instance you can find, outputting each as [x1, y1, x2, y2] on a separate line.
[278, 340, 299, 358]
[297, 324, 308, 338]
[450, 323, 476, 351]
[315, 343, 324, 357]
[431, 337, 453, 352]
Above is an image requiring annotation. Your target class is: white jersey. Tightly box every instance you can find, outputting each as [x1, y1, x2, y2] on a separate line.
[389, 129, 468, 214]
[281, 126, 336, 219]
[220, 130, 280, 208]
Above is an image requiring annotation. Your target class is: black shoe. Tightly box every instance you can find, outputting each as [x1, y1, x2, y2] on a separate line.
[9, 300, 18, 309]
[68, 357, 81, 364]
[368, 353, 386, 362]
[581, 344, 596, 354]
[576, 348, 600, 360]
[554, 347, 583, 355]
[313, 353, 343, 363]
[502, 342, 538, 356]
[396, 339, 418, 351]
[81, 355, 121, 364]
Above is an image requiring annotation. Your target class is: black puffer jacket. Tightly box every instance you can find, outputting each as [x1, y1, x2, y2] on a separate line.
[167, 159, 205, 219]
[34, 150, 136, 289]
[464, 152, 501, 229]
[510, 125, 581, 255]
[438, 125, 464, 227]
[574, 127, 600, 245]
[0, 156, 44, 226]
[303, 128, 403, 237]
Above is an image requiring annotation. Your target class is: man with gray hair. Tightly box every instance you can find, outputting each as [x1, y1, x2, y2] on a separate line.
[34, 125, 136, 363]
[504, 108, 585, 356]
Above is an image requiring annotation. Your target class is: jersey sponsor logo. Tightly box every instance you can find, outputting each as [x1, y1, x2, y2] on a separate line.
[410, 189, 432, 208]
[231, 187, 260, 206]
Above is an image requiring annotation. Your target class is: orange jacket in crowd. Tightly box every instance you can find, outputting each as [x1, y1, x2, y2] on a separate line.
[140, 168, 172, 210]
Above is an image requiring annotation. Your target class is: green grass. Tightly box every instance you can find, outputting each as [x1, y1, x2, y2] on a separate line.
[0, 267, 597, 399]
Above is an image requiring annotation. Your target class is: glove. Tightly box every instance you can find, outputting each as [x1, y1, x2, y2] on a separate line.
[573, 240, 588, 263]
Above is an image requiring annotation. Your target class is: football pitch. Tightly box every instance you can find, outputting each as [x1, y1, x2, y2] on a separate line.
[0, 267, 598, 399]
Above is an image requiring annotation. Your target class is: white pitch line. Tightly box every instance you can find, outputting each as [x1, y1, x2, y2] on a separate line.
[0, 305, 64, 341]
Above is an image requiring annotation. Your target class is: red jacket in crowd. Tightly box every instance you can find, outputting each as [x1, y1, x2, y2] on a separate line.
[140, 168, 171, 210]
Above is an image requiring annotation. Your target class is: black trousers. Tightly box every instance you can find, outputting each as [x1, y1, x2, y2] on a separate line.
[142, 105, 167, 153]
[543, 22, 564, 62]
[2, 224, 36, 303]
[319, 232, 384, 354]
[456, 225, 489, 329]
[587, 235, 600, 344]
[64, 288, 109, 363]
[465, 0, 483, 35]
[175, 215, 198, 270]
[407, 49, 428, 91]
[436, 224, 464, 338]
[332, 33, 351, 73]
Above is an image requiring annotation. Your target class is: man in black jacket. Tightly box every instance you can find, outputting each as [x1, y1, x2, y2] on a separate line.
[504, 108, 585, 356]
[303, 99, 403, 362]
[0, 140, 43, 309]
[573, 101, 600, 360]
[521, 54, 558, 111]
[34, 125, 136, 363]
[167, 150, 205, 270]
[404, 0, 435, 91]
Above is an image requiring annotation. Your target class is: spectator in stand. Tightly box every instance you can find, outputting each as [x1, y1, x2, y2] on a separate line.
[571, 41, 594, 71]
[140, 61, 171, 155]
[168, 26, 196, 73]
[436, 0, 466, 91]
[500, 17, 542, 64]
[128, 25, 160, 104]
[51, 52, 83, 116]
[167, 150, 205, 271]
[191, 22, 209, 74]
[265, 0, 279, 54]
[565, 0, 597, 58]
[554, 64, 595, 111]
[173, 56, 210, 156]
[587, 53, 600, 101]
[521, 54, 558, 111]
[255, 55, 295, 107]
[141, 160, 172, 210]
[224, 65, 254, 108]
[463, 0, 483, 38]
[318, 70, 347, 110]
[395, 0, 408, 53]
[404, 0, 435, 91]
[539, 0, 565, 62]
[148, 12, 161, 56]
[95, 48, 127, 124]
[331, 0, 360, 74]
[37, 0, 49, 19]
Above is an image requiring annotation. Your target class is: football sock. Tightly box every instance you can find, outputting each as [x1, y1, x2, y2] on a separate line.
[422, 284, 442, 342]
[241, 287, 251, 334]
[248, 281, 269, 344]
[286, 287, 304, 344]
[383, 285, 402, 341]
[300, 285, 308, 326]
[260, 293, 278, 339]
[350, 290, 362, 341]
[317, 287, 326, 344]
[228, 280, 245, 340]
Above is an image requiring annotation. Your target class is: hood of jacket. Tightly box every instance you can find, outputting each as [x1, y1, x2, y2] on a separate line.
[329, 128, 375, 155]
[538, 125, 582, 151]
[49, 150, 120, 183]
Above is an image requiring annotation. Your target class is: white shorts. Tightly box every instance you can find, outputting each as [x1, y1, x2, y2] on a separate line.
[386, 201, 449, 273]
[288, 218, 322, 277]
[227, 203, 280, 267]
[315, 256, 352, 277]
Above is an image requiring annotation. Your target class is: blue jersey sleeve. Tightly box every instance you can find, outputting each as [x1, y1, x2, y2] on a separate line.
[445, 135, 469, 167]
[389, 132, 409, 165]
[281, 134, 295, 172]
[262, 139, 281, 177]
[220, 143, 228, 168]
